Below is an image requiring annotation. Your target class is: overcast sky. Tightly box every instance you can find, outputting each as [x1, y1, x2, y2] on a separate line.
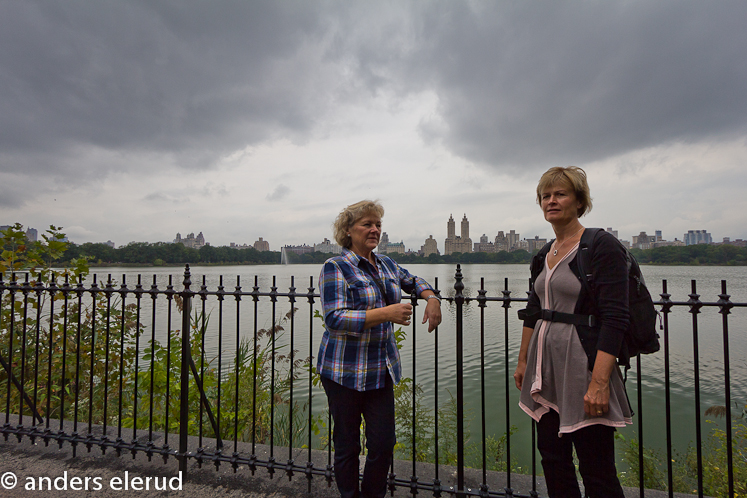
[2, 1, 747, 252]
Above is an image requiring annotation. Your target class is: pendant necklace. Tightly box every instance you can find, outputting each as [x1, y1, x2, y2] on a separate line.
[552, 226, 584, 256]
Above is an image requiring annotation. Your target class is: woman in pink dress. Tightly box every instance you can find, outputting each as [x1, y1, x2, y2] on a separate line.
[514, 166, 632, 498]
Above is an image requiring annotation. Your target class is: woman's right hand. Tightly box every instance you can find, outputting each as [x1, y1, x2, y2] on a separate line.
[513, 359, 527, 390]
[387, 303, 413, 325]
[514, 326, 534, 391]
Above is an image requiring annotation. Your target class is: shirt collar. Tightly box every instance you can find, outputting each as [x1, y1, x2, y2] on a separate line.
[341, 247, 380, 269]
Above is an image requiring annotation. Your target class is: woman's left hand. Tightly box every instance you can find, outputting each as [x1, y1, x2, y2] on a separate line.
[422, 299, 442, 332]
[584, 377, 610, 417]
[585, 350, 616, 416]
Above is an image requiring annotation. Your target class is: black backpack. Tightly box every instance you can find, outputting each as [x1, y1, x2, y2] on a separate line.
[576, 228, 660, 369]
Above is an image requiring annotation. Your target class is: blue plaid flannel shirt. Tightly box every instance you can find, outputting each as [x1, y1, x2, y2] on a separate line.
[317, 248, 434, 391]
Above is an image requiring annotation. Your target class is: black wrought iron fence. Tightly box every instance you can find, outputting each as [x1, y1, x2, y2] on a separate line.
[0, 265, 744, 497]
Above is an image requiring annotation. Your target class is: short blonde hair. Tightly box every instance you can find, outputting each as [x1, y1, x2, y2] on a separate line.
[536, 166, 592, 217]
[333, 200, 385, 248]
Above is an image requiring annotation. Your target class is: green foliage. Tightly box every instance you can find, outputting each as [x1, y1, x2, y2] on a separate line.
[1, 229, 316, 450]
[429, 389, 516, 471]
[1, 223, 89, 280]
[393, 377, 435, 462]
[121, 305, 320, 447]
[693, 421, 747, 497]
[617, 406, 747, 496]
[389, 250, 532, 265]
[616, 432, 670, 490]
[62, 241, 281, 266]
[631, 244, 747, 266]
[1, 224, 143, 427]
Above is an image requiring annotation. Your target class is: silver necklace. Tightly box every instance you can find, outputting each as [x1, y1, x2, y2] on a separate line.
[552, 226, 584, 256]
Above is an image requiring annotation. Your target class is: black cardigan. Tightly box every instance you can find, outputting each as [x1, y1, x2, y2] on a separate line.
[522, 229, 629, 370]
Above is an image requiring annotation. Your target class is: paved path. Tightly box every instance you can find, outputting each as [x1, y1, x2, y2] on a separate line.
[0, 417, 706, 497]
[1, 436, 296, 497]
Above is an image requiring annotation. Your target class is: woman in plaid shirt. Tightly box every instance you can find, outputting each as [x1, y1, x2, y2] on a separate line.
[318, 200, 442, 498]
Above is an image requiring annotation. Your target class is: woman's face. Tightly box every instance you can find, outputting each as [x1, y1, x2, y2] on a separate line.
[540, 183, 582, 226]
[349, 213, 382, 257]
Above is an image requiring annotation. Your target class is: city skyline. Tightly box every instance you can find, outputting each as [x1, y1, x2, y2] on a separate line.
[2, 3, 747, 251]
[6, 220, 731, 255]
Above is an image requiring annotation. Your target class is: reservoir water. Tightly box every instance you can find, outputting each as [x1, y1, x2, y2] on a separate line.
[82, 263, 747, 472]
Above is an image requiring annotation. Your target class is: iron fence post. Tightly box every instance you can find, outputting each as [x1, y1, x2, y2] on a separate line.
[454, 264, 465, 494]
[717, 280, 734, 498]
[179, 265, 193, 475]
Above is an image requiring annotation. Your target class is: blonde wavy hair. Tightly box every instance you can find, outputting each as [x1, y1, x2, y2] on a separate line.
[536, 166, 593, 217]
[333, 200, 385, 248]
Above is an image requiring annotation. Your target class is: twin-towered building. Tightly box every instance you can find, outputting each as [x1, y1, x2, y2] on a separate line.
[444, 214, 473, 255]
[443, 215, 529, 255]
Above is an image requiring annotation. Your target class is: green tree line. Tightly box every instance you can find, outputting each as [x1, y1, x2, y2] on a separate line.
[389, 250, 533, 265]
[630, 243, 747, 265]
[54, 242, 747, 267]
[7, 225, 747, 267]
[60, 241, 282, 265]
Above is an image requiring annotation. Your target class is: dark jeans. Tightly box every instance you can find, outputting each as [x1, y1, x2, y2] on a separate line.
[537, 410, 625, 498]
[322, 375, 396, 498]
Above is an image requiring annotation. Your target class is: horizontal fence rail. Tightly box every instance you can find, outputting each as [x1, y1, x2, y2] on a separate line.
[1, 264, 745, 497]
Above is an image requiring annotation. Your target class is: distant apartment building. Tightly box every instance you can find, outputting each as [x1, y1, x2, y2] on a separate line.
[492, 230, 520, 252]
[631, 232, 655, 250]
[385, 242, 405, 255]
[652, 239, 685, 248]
[525, 236, 548, 253]
[284, 244, 314, 256]
[253, 237, 270, 252]
[314, 238, 341, 254]
[420, 235, 439, 257]
[606, 227, 619, 240]
[104, 240, 115, 248]
[378, 232, 406, 254]
[377, 232, 390, 253]
[444, 214, 473, 255]
[684, 230, 712, 246]
[494, 231, 507, 252]
[474, 234, 497, 253]
[720, 237, 747, 247]
[507, 230, 520, 251]
[174, 232, 207, 249]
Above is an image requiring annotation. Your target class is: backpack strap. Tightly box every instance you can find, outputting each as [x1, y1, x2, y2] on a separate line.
[530, 240, 554, 283]
[575, 228, 604, 304]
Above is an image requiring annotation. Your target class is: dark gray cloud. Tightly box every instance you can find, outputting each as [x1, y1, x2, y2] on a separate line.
[0, 0, 331, 173]
[1, 0, 745, 181]
[394, 1, 747, 168]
